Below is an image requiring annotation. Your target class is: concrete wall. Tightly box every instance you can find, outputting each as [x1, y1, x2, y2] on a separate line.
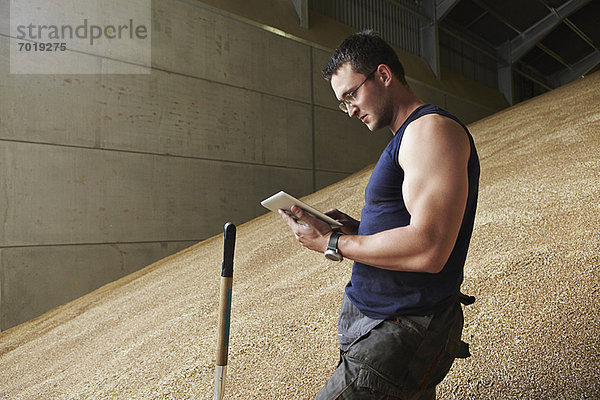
[0, 0, 507, 330]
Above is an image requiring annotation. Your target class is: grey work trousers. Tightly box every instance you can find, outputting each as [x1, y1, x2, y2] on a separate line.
[315, 301, 467, 400]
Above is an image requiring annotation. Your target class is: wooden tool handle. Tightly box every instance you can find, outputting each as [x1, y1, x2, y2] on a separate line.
[216, 275, 233, 366]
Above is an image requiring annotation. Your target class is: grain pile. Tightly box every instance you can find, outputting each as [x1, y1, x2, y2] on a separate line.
[1, 72, 599, 399]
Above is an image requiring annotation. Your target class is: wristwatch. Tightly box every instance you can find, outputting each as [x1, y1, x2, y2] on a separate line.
[324, 231, 344, 262]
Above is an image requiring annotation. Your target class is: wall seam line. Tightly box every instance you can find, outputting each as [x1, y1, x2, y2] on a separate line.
[0, 138, 317, 171]
[0, 239, 201, 250]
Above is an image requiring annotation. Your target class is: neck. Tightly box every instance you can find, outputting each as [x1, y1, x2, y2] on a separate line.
[389, 88, 424, 134]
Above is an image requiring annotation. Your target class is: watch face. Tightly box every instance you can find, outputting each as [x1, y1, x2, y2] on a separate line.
[325, 249, 342, 262]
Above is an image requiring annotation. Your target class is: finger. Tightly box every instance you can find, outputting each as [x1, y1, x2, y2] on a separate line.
[324, 209, 348, 225]
[291, 206, 333, 235]
[278, 209, 299, 227]
[290, 205, 320, 226]
[324, 208, 342, 218]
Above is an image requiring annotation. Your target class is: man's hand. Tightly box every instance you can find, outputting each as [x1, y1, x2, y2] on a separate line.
[325, 209, 360, 235]
[278, 205, 333, 253]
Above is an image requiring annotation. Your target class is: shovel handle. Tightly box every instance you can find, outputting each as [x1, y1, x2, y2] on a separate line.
[214, 223, 236, 400]
[221, 222, 236, 277]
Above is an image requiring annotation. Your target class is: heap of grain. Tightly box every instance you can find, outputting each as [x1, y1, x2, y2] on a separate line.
[1, 72, 599, 399]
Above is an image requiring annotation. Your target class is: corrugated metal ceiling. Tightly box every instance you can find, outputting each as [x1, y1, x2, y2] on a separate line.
[307, 0, 599, 103]
[443, 0, 600, 84]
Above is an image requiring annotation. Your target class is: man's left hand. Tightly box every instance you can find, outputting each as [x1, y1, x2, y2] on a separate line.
[278, 205, 332, 253]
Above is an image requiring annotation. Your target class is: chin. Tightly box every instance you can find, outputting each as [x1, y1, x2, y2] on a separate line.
[365, 120, 383, 132]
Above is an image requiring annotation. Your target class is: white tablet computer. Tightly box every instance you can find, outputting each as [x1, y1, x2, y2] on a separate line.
[261, 191, 342, 227]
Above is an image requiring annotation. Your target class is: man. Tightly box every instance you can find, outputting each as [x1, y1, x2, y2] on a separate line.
[279, 30, 479, 399]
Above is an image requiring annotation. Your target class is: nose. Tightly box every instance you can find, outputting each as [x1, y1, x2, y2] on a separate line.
[347, 104, 359, 118]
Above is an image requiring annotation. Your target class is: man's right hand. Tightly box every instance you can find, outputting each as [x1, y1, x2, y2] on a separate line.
[325, 209, 360, 235]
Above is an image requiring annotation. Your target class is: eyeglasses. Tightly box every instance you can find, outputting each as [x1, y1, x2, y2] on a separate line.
[338, 69, 377, 113]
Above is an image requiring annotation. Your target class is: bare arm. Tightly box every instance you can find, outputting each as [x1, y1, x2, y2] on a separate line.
[340, 115, 470, 273]
[280, 114, 471, 274]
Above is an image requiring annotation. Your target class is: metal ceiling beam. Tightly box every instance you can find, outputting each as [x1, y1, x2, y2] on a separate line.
[440, 23, 499, 62]
[499, 0, 592, 64]
[420, 0, 439, 78]
[536, 42, 571, 69]
[513, 66, 553, 91]
[289, 0, 308, 29]
[473, 0, 591, 74]
[536, 0, 597, 51]
[387, 0, 430, 22]
[563, 17, 597, 50]
[436, 0, 461, 22]
[472, 0, 521, 35]
[497, 64, 514, 105]
[419, 0, 460, 78]
[465, 9, 488, 30]
[496, 0, 591, 105]
[549, 49, 600, 87]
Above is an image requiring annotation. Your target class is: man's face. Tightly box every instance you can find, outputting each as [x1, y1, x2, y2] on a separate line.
[330, 63, 389, 131]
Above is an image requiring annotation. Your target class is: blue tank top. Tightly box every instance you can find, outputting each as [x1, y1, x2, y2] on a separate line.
[345, 104, 480, 318]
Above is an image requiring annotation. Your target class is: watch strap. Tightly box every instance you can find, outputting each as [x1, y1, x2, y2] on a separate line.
[327, 231, 343, 252]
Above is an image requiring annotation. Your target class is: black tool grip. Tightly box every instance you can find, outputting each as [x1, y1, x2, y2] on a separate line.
[221, 222, 236, 277]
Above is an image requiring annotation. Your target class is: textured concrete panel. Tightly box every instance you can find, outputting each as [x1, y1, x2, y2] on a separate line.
[1, 141, 313, 246]
[94, 73, 313, 168]
[1, 1, 311, 99]
[409, 81, 495, 124]
[0, 241, 194, 330]
[0, 40, 313, 169]
[314, 106, 391, 173]
[411, 81, 448, 109]
[312, 47, 338, 110]
[151, 0, 312, 103]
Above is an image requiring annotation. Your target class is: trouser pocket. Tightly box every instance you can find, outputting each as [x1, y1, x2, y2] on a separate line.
[407, 302, 466, 390]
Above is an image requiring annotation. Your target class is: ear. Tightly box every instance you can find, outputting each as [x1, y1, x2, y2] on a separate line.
[376, 64, 394, 87]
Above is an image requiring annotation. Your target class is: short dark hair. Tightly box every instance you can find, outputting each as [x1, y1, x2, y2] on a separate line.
[322, 30, 407, 85]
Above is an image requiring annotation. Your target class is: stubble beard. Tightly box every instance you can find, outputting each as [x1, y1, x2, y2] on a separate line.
[367, 99, 394, 132]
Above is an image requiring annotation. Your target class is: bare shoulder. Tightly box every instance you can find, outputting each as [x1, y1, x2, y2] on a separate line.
[406, 113, 468, 144]
[399, 113, 470, 166]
